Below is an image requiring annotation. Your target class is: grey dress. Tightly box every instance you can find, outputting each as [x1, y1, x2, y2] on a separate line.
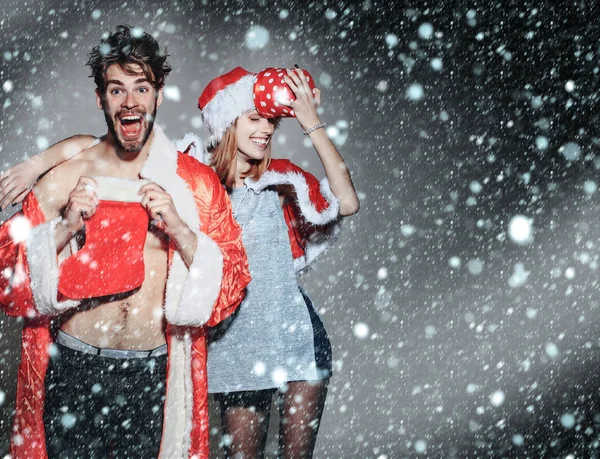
[207, 185, 331, 393]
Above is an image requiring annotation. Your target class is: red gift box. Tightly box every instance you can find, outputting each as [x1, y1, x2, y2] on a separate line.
[253, 67, 316, 118]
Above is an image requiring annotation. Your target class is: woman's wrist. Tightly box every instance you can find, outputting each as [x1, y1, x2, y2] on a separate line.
[27, 155, 45, 177]
[297, 115, 322, 130]
[303, 122, 327, 136]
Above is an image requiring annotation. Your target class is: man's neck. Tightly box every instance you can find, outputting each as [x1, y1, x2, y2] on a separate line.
[101, 131, 155, 178]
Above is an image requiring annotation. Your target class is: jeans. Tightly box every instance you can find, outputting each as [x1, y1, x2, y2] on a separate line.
[43, 342, 167, 459]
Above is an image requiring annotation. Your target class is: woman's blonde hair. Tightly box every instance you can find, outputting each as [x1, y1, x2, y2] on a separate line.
[209, 118, 273, 188]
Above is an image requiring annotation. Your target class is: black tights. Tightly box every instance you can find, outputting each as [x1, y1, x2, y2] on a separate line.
[216, 379, 329, 459]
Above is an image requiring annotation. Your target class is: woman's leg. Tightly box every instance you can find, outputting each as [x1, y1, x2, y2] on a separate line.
[217, 389, 276, 459]
[278, 379, 329, 459]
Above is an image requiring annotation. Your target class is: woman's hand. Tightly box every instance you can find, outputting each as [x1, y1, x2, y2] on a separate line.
[283, 69, 360, 216]
[0, 158, 43, 210]
[283, 68, 323, 131]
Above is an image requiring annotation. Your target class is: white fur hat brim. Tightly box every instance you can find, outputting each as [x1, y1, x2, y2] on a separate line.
[201, 74, 256, 147]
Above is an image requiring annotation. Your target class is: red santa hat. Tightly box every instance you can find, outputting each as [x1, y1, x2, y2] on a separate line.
[198, 67, 257, 147]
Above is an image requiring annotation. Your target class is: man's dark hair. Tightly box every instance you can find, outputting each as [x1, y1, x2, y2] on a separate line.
[87, 25, 172, 94]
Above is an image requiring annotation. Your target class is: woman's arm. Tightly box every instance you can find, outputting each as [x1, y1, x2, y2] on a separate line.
[0, 134, 98, 210]
[283, 68, 360, 216]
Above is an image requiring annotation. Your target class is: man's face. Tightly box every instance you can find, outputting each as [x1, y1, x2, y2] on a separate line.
[96, 64, 163, 153]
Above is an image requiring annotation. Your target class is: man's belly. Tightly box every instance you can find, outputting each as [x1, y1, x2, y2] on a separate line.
[60, 293, 166, 350]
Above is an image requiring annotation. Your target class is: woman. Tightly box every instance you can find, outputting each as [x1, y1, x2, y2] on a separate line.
[0, 66, 359, 458]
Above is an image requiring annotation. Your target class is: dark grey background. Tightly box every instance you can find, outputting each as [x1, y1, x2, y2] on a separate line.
[1, 0, 600, 457]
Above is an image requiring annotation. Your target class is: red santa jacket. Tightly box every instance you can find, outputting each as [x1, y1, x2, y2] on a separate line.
[178, 133, 342, 272]
[0, 126, 251, 459]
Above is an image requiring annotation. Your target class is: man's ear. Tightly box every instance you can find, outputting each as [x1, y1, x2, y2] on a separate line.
[156, 87, 163, 108]
[95, 89, 104, 110]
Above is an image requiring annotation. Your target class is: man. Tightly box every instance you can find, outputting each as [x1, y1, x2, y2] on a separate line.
[0, 25, 250, 458]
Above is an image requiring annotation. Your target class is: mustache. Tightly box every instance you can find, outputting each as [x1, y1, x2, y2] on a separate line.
[115, 109, 147, 118]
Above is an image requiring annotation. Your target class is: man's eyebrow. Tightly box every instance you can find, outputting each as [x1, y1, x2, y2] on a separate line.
[106, 77, 150, 86]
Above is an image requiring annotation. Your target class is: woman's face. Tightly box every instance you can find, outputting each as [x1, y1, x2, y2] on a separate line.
[235, 110, 277, 163]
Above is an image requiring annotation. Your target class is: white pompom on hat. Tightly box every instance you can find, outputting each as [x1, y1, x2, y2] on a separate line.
[198, 67, 257, 147]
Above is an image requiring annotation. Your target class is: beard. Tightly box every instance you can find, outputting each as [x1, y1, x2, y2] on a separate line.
[104, 103, 157, 153]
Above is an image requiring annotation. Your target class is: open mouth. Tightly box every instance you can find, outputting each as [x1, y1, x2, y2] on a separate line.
[118, 114, 144, 138]
[251, 137, 270, 147]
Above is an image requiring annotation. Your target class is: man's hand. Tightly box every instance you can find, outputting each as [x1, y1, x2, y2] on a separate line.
[139, 182, 187, 237]
[63, 176, 99, 235]
[139, 182, 198, 267]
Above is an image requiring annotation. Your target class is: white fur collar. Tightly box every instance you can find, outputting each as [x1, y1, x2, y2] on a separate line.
[176, 132, 211, 166]
[140, 125, 201, 233]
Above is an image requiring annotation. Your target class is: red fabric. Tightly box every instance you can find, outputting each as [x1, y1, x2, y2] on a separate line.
[188, 326, 209, 456]
[58, 200, 149, 299]
[0, 196, 44, 317]
[198, 67, 254, 110]
[268, 158, 332, 260]
[0, 152, 250, 459]
[12, 320, 52, 459]
[0, 195, 51, 458]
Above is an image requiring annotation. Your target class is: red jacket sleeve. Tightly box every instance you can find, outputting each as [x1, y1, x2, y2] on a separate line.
[178, 154, 251, 327]
[0, 194, 46, 317]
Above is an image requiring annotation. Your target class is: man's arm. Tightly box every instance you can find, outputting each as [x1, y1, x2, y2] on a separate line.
[0, 134, 97, 210]
[157, 156, 250, 328]
[6, 164, 93, 317]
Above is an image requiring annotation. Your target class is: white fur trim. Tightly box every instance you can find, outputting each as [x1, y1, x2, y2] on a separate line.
[176, 132, 211, 166]
[176, 133, 201, 158]
[165, 231, 224, 326]
[246, 172, 340, 226]
[91, 176, 151, 202]
[201, 74, 256, 147]
[141, 125, 200, 233]
[160, 330, 192, 459]
[25, 217, 81, 315]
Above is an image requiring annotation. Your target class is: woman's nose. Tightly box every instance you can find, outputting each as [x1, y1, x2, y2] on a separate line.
[260, 118, 274, 133]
